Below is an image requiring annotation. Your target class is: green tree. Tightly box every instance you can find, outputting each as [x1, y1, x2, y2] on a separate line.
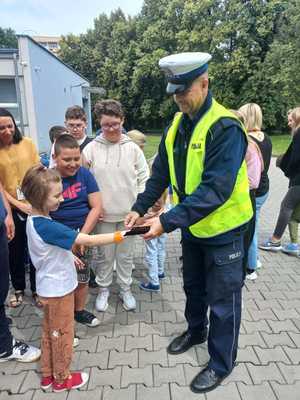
[58, 0, 300, 133]
[0, 27, 17, 48]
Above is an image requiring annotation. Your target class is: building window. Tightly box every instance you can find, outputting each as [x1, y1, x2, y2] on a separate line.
[0, 79, 20, 124]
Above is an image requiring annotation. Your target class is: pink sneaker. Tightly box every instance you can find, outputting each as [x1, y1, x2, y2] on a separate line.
[41, 376, 54, 389]
[53, 372, 89, 392]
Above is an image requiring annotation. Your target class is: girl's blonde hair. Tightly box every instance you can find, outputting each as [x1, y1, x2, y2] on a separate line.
[21, 165, 61, 212]
[229, 109, 245, 124]
[238, 103, 263, 132]
[127, 129, 147, 147]
[290, 107, 300, 132]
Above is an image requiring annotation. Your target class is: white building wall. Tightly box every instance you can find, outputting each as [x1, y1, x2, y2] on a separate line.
[18, 36, 91, 153]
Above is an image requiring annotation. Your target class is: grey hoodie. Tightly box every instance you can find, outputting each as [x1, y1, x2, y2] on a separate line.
[83, 134, 149, 222]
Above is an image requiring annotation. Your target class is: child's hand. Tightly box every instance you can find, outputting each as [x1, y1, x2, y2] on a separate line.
[74, 255, 85, 270]
[72, 243, 85, 256]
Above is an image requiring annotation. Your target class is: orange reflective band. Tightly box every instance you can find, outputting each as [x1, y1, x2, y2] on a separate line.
[114, 231, 124, 243]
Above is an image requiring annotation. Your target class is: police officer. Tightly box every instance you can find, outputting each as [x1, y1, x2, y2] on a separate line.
[125, 52, 252, 393]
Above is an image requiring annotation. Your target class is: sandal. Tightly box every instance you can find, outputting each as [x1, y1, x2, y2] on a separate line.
[9, 291, 24, 308]
[32, 293, 43, 308]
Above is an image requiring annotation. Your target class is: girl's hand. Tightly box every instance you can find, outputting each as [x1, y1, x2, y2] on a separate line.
[18, 202, 32, 215]
[74, 255, 85, 270]
[5, 214, 15, 241]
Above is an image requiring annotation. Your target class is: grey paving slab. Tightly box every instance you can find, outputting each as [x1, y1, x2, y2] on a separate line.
[136, 384, 170, 400]
[67, 389, 102, 400]
[121, 365, 153, 387]
[102, 385, 135, 400]
[138, 348, 168, 367]
[206, 382, 241, 400]
[125, 335, 152, 351]
[237, 382, 278, 400]
[169, 383, 206, 399]
[271, 381, 300, 400]
[154, 365, 186, 387]
[0, 371, 27, 394]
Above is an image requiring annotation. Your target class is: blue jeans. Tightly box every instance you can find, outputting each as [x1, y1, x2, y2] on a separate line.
[0, 223, 13, 358]
[144, 234, 167, 285]
[248, 192, 269, 270]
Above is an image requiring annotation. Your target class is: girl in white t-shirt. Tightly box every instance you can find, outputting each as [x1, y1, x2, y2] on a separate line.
[22, 165, 125, 393]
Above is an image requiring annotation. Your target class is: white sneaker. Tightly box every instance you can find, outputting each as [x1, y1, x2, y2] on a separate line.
[120, 290, 136, 311]
[0, 339, 41, 363]
[73, 337, 79, 348]
[256, 260, 262, 269]
[95, 288, 109, 312]
[246, 271, 258, 280]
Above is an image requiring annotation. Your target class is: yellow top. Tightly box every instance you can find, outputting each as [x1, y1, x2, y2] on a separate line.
[0, 137, 40, 199]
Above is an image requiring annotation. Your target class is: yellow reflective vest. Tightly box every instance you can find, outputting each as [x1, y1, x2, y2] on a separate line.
[165, 99, 253, 238]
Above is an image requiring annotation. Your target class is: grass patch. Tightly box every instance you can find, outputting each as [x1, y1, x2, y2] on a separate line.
[270, 134, 291, 156]
[144, 133, 292, 159]
[144, 134, 162, 159]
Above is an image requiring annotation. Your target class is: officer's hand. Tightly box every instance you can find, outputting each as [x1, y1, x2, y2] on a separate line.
[125, 211, 141, 229]
[142, 217, 164, 240]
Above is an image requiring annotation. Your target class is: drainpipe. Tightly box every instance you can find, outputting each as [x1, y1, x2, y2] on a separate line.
[13, 52, 25, 134]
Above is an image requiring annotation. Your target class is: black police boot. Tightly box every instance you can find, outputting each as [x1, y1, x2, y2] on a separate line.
[190, 367, 227, 393]
[167, 329, 208, 355]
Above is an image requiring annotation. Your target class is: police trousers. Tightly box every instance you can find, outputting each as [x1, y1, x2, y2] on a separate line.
[182, 235, 244, 377]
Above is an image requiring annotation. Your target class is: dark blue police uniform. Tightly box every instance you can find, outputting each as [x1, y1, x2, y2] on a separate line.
[132, 91, 248, 377]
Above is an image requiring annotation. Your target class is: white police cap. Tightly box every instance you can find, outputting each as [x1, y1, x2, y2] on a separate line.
[159, 52, 212, 95]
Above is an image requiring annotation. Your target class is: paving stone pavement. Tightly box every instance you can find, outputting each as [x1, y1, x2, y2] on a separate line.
[1, 158, 300, 399]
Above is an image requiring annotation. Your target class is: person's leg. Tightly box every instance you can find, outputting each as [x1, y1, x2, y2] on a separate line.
[189, 237, 244, 393]
[207, 289, 242, 376]
[243, 191, 256, 274]
[74, 283, 88, 312]
[288, 202, 300, 243]
[182, 240, 208, 334]
[29, 259, 36, 294]
[0, 224, 13, 358]
[94, 222, 116, 311]
[144, 238, 159, 285]
[8, 211, 26, 293]
[167, 239, 208, 356]
[248, 192, 268, 270]
[273, 186, 300, 240]
[47, 292, 74, 383]
[39, 296, 53, 378]
[94, 222, 116, 288]
[115, 221, 134, 292]
[205, 237, 244, 376]
[157, 233, 167, 276]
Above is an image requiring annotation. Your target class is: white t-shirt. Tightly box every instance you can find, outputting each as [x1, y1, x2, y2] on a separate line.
[26, 215, 78, 297]
[48, 143, 56, 168]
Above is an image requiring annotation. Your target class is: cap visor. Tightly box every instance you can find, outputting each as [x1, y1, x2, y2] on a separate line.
[166, 82, 187, 95]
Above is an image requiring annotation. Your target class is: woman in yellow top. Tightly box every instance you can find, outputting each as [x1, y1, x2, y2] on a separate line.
[0, 108, 40, 307]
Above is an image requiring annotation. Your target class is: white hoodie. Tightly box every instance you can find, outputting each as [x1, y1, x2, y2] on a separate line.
[83, 134, 149, 222]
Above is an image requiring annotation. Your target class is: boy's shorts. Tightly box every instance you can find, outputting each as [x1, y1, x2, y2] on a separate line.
[76, 250, 91, 284]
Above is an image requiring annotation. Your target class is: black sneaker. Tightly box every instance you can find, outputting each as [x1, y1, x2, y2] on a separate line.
[74, 310, 100, 327]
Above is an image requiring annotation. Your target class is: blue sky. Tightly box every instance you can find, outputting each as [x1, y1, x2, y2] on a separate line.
[1, 0, 144, 36]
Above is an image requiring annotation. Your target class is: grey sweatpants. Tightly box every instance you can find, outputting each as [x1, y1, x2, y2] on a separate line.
[94, 221, 134, 292]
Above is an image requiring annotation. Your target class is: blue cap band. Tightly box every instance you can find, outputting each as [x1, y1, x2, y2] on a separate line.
[168, 63, 209, 84]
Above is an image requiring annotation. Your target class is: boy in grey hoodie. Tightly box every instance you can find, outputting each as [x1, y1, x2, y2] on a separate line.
[83, 100, 149, 311]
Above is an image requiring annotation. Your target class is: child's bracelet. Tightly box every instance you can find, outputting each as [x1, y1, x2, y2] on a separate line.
[114, 231, 124, 243]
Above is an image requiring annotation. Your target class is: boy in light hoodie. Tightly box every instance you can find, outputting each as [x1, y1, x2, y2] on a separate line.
[83, 100, 149, 312]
